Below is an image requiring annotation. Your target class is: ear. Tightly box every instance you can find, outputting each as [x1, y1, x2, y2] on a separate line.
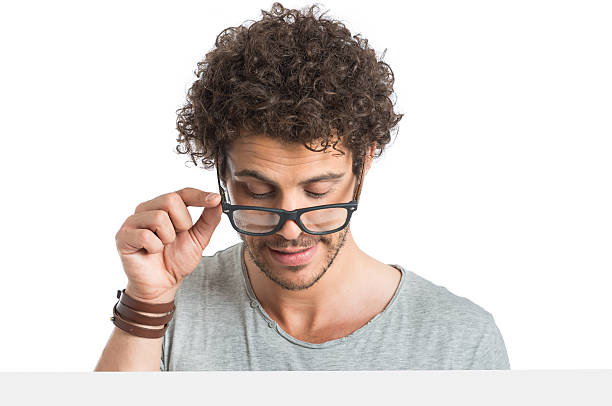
[364, 142, 376, 175]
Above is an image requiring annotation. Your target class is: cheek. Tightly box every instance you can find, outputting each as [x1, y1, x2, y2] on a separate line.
[249, 237, 272, 257]
[248, 236, 263, 249]
[318, 234, 333, 247]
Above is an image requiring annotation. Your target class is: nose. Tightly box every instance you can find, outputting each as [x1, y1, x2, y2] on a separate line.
[274, 197, 304, 241]
[275, 217, 303, 241]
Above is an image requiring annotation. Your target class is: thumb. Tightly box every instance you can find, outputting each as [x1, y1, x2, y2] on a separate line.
[190, 194, 223, 250]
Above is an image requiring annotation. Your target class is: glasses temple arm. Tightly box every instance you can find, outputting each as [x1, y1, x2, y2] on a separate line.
[215, 155, 228, 204]
[353, 156, 366, 201]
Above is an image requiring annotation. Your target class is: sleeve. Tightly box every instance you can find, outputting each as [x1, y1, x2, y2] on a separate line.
[469, 313, 511, 370]
[160, 333, 166, 372]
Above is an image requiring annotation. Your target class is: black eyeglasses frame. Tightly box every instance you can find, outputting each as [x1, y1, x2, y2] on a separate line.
[215, 153, 366, 237]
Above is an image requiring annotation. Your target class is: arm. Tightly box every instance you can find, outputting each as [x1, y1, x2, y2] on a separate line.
[94, 289, 174, 372]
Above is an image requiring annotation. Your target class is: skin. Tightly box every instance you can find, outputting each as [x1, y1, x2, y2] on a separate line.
[223, 134, 402, 343]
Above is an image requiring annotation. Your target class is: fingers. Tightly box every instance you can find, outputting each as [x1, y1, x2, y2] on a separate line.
[133, 188, 220, 230]
[175, 187, 221, 209]
[190, 201, 223, 250]
[133, 191, 193, 232]
[118, 188, 222, 253]
[123, 210, 177, 244]
[116, 228, 164, 254]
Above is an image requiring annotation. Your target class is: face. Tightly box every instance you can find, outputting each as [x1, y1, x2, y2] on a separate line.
[222, 134, 359, 291]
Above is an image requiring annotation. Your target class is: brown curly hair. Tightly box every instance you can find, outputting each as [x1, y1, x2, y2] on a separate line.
[175, 2, 403, 179]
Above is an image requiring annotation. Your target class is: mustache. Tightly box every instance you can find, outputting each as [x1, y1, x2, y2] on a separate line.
[260, 237, 326, 250]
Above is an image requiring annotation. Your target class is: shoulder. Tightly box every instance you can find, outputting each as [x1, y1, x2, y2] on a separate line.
[393, 267, 510, 369]
[398, 268, 493, 326]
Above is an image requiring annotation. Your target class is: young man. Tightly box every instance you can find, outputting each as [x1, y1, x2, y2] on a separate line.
[97, 2, 509, 371]
[166, 2, 509, 370]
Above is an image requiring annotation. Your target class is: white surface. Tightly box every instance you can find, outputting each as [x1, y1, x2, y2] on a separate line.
[0, 0, 610, 371]
[1, 371, 612, 406]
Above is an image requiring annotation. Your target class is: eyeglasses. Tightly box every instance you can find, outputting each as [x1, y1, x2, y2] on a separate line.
[215, 155, 366, 236]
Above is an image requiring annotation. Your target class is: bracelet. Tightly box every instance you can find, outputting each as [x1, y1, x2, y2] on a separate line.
[111, 303, 169, 339]
[116, 289, 175, 313]
[110, 289, 176, 339]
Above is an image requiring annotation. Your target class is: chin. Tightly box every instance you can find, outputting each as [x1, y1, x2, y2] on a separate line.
[241, 229, 348, 291]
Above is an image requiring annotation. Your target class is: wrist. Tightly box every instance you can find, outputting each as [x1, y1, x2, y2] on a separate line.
[111, 286, 176, 339]
[123, 286, 177, 304]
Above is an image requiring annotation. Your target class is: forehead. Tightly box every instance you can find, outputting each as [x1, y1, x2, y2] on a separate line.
[225, 134, 351, 172]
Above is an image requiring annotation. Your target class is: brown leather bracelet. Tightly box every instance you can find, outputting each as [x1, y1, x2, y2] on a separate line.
[116, 289, 175, 313]
[109, 289, 176, 339]
[116, 300, 175, 326]
[111, 303, 168, 339]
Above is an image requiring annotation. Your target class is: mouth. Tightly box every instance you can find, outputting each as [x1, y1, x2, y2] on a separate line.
[267, 244, 318, 266]
[269, 247, 312, 254]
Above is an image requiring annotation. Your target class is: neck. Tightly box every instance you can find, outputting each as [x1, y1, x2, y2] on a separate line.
[243, 230, 376, 332]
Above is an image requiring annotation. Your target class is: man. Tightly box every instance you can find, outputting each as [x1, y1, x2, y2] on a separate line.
[163, 3, 510, 370]
[97, 2, 510, 371]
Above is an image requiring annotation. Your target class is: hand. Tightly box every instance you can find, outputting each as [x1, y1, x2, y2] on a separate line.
[115, 187, 222, 303]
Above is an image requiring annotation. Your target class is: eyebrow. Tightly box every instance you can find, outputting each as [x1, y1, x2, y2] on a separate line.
[233, 169, 346, 187]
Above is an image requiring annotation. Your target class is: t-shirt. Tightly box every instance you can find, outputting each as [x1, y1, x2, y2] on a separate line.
[160, 242, 510, 370]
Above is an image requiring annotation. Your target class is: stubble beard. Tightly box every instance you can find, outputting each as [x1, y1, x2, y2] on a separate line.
[241, 226, 350, 291]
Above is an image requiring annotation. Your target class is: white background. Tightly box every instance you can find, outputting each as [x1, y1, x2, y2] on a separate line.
[0, 0, 610, 371]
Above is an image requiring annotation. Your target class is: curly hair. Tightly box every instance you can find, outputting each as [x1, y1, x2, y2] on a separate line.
[175, 2, 403, 179]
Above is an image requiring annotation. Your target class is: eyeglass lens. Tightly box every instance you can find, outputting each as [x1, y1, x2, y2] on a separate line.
[233, 207, 348, 234]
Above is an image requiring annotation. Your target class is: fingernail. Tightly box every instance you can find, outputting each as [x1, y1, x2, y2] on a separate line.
[206, 193, 219, 202]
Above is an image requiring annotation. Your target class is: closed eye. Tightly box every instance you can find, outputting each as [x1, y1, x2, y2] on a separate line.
[247, 191, 272, 199]
[306, 191, 327, 199]
[245, 187, 330, 200]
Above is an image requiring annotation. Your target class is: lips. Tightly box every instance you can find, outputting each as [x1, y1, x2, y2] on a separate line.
[267, 244, 318, 266]
[269, 247, 312, 254]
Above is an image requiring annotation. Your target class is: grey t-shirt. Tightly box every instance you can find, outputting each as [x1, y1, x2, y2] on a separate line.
[160, 242, 510, 370]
